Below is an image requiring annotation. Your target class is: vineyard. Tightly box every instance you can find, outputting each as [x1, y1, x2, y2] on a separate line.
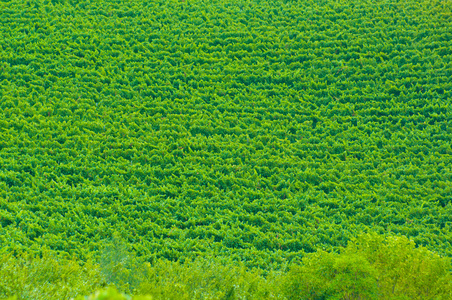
[0, 0, 452, 297]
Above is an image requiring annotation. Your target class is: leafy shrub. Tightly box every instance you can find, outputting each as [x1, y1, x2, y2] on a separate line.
[347, 233, 452, 300]
[72, 287, 152, 300]
[0, 252, 103, 300]
[282, 233, 452, 300]
[283, 251, 378, 300]
[2, 233, 452, 299]
[136, 258, 281, 300]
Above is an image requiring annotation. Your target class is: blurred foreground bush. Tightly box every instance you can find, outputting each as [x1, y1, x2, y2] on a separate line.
[0, 252, 102, 300]
[1, 233, 451, 299]
[282, 233, 452, 300]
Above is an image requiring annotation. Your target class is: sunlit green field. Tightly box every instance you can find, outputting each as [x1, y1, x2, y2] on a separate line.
[0, 0, 451, 297]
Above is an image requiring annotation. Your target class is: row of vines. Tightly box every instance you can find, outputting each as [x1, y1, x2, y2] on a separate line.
[0, 0, 451, 269]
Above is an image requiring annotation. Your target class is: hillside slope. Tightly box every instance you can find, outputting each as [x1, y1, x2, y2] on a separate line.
[0, 0, 451, 268]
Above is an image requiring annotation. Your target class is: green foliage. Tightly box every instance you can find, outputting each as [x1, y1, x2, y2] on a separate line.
[73, 287, 152, 300]
[284, 251, 378, 299]
[0, 252, 102, 300]
[99, 234, 146, 294]
[136, 258, 281, 300]
[97, 235, 282, 299]
[282, 233, 452, 300]
[1, 233, 451, 299]
[346, 233, 452, 299]
[1, 0, 452, 275]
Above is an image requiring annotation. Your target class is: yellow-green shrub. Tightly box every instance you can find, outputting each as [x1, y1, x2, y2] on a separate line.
[0, 252, 103, 300]
[72, 287, 152, 300]
[2, 233, 451, 300]
[282, 233, 452, 300]
[347, 233, 452, 300]
[135, 258, 282, 300]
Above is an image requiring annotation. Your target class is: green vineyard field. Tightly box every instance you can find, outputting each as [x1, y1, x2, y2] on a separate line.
[0, 0, 451, 274]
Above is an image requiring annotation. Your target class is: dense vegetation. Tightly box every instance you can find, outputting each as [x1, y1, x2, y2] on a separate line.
[0, 0, 451, 297]
[1, 234, 451, 299]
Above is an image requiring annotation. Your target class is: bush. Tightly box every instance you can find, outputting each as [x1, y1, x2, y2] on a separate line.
[1, 233, 451, 300]
[0, 252, 103, 300]
[136, 258, 281, 300]
[282, 233, 452, 300]
[346, 233, 452, 300]
[283, 250, 378, 300]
